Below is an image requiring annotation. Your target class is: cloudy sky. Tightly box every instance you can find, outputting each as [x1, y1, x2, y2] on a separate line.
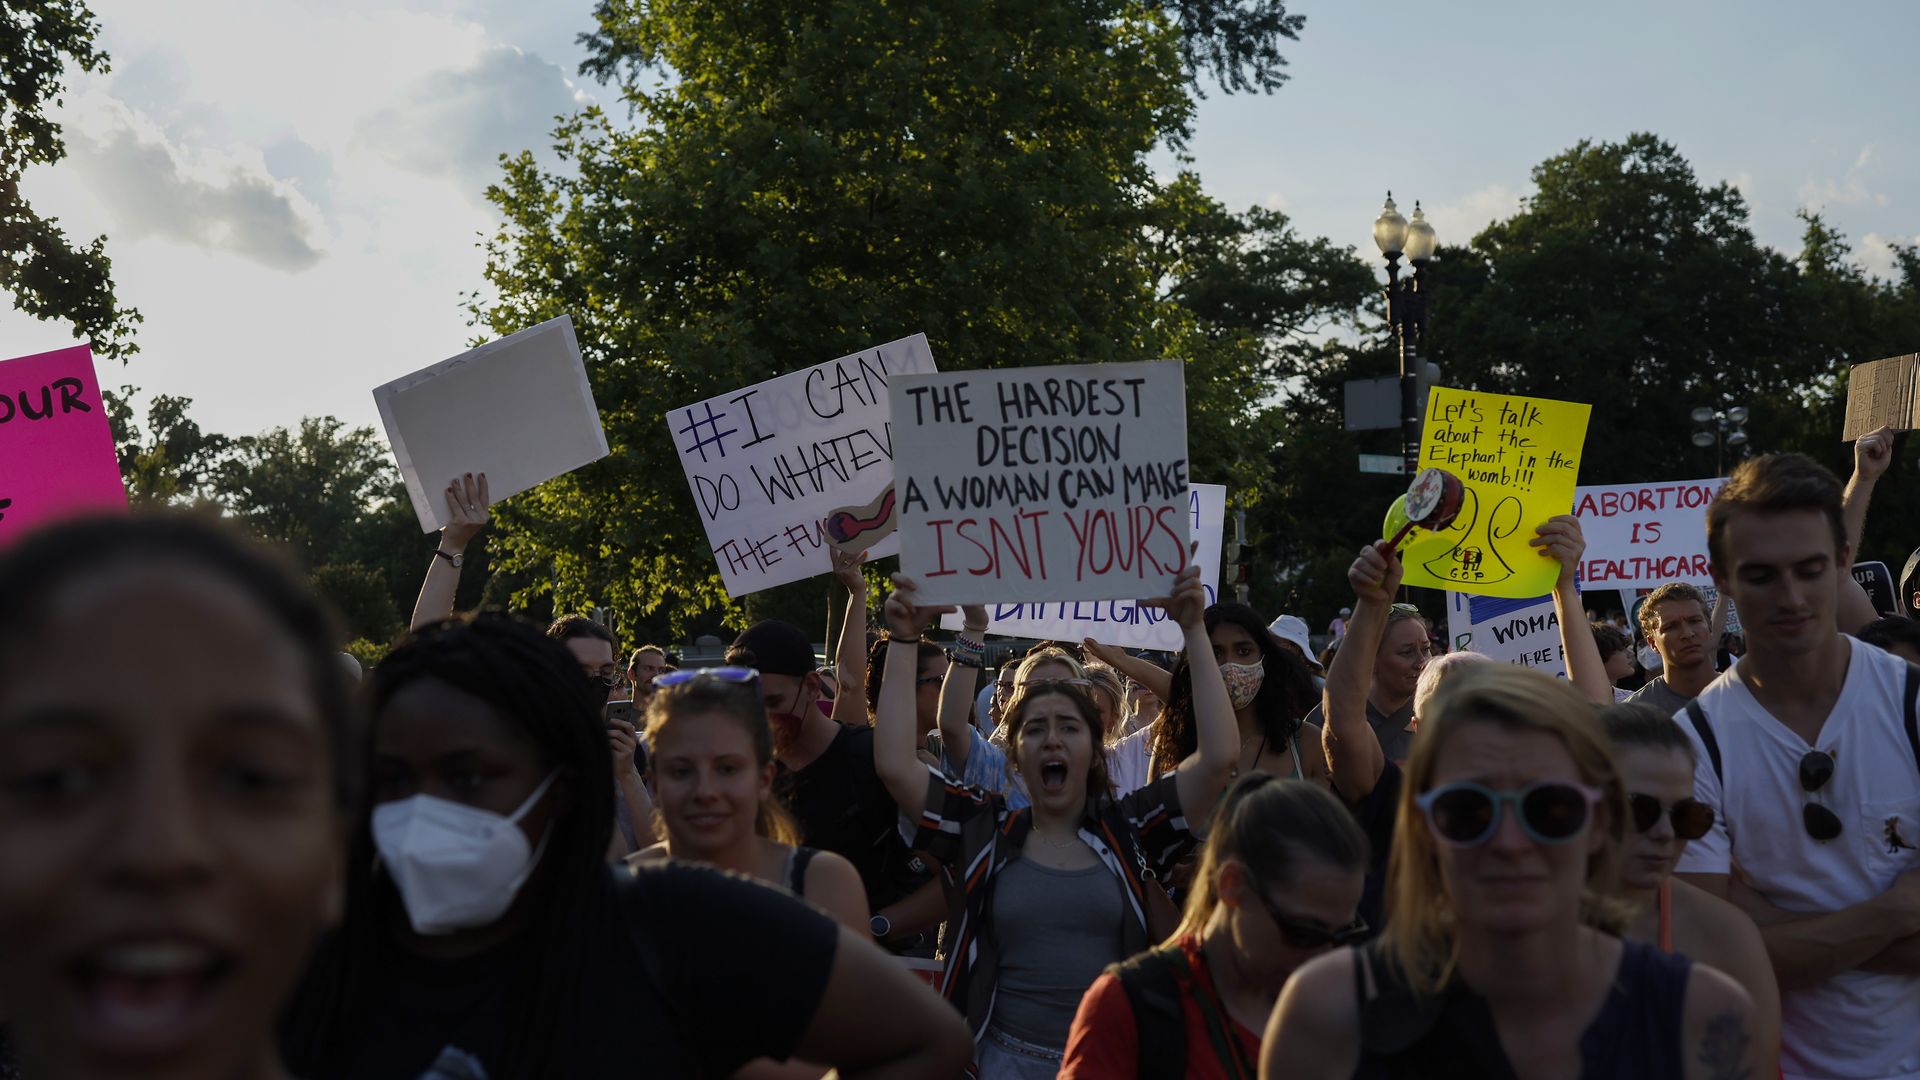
[0, 0, 1913, 439]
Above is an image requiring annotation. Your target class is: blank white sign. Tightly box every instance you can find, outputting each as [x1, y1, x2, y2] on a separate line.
[374, 316, 610, 533]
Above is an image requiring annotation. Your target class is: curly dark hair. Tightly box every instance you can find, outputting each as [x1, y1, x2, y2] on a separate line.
[1148, 603, 1316, 778]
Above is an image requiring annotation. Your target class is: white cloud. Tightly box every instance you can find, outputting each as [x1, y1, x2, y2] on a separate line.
[1419, 185, 1524, 248]
[0, 0, 598, 439]
[1264, 191, 1292, 212]
[60, 94, 327, 272]
[1800, 142, 1888, 209]
[355, 44, 587, 195]
[1855, 232, 1915, 280]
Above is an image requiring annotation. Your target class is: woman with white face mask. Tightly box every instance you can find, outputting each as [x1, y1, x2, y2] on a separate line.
[281, 616, 970, 1080]
[1147, 602, 1328, 787]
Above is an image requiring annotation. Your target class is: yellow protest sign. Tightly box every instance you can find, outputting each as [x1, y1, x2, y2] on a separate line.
[1400, 386, 1591, 598]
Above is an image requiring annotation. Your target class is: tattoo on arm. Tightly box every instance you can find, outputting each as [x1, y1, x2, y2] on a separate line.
[1698, 1012, 1752, 1080]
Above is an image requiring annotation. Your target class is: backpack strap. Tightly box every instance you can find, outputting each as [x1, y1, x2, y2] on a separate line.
[1684, 700, 1724, 787]
[1111, 946, 1186, 1080]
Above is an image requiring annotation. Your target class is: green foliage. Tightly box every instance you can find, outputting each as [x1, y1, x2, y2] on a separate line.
[1160, 0, 1305, 98]
[342, 637, 392, 670]
[213, 418, 400, 569]
[1242, 134, 1920, 621]
[0, 0, 141, 359]
[477, 0, 1305, 633]
[311, 562, 402, 645]
[102, 387, 231, 506]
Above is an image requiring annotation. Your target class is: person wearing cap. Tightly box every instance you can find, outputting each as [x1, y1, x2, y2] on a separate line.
[1327, 606, 1350, 643]
[725, 618, 942, 952]
[1269, 613, 1327, 691]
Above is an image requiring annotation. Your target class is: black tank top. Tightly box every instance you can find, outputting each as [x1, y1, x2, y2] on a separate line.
[1352, 937, 1692, 1079]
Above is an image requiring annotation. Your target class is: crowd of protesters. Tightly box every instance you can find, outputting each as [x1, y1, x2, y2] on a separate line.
[7, 430, 1920, 1078]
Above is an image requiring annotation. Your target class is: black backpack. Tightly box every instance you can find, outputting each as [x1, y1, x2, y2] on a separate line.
[1109, 944, 1257, 1079]
[1111, 947, 1187, 1079]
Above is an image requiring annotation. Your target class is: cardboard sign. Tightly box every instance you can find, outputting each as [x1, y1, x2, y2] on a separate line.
[672, 334, 937, 596]
[1854, 561, 1898, 615]
[1446, 591, 1567, 677]
[1402, 387, 1591, 599]
[936, 483, 1225, 650]
[0, 345, 127, 544]
[1843, 353, 1920, 441]
[375, 316, 609, 533]
[891, 360, 1190, 606]
[1572, 478, 1727, 590]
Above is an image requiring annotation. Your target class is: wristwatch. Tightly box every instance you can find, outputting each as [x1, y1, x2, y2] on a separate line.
[433, 549, 465, 568]
[869, 913, 892, 940]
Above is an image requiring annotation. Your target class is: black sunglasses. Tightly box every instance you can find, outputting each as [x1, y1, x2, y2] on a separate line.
[587, 667, 627, 688]
[1800, 750, 1841, 841]
[1628, 793, 1715, 840]
[1250, 886, 1368, 950]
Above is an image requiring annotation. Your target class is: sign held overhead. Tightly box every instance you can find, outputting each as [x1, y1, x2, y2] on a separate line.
[891, 360, 1192, 606]
[375, 316, 609, 534]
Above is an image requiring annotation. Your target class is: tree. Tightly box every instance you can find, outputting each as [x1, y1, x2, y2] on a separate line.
[478, 0, 1308, 633]
[1297, 133, 1920, 609]
[1, 1, 141, 359]
[102, 388, 230, 506]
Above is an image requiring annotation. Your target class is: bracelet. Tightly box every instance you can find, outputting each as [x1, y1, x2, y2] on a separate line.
[951, 636, 986, 654]
[947, 649, 985, 668]
[962, 624, 989, 635]
[890, 633, 922, 644]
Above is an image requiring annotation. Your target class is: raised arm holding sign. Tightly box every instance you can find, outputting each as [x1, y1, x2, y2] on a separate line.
[1399, 386, 1591, 599]
[374, 315, 609, 534]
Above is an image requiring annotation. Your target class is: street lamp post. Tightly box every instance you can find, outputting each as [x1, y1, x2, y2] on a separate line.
[1690, 405, 1750, 476]
[1374, 193, 1438, 474]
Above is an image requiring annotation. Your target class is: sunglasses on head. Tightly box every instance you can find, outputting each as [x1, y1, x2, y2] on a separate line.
[653, 666, 762, 691]
[1628, 793, 1715, 840]
[1416, 781, 1602, 848]
[1800, 749, 1842, 841]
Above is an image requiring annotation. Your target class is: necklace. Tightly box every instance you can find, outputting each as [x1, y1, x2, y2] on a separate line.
[1029, 825, 1082, 849]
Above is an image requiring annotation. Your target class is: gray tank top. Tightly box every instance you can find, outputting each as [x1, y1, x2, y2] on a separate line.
[989, 855, 1127, 1049]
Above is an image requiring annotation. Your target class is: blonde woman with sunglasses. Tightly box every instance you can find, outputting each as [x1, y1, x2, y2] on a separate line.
[1263, 665, 1756, 1080]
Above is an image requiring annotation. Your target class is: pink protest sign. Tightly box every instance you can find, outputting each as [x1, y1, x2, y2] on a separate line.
[0, 344, 128, 545]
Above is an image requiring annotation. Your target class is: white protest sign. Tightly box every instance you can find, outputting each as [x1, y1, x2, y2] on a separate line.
[937, 483, 1225, 649]
[375, 316, 610, 533]
[891, 360, 1191, 606]
[670, 334, 937, 597]
[1446, 591, 1568, 678]
[1572, 478, 1726, 590]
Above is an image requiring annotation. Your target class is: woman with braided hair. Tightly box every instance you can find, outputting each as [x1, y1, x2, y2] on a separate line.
[283, 615, 968, 1079]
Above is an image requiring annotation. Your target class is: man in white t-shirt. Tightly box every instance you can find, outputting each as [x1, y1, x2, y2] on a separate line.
[1675, 452, 1920, 1080]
